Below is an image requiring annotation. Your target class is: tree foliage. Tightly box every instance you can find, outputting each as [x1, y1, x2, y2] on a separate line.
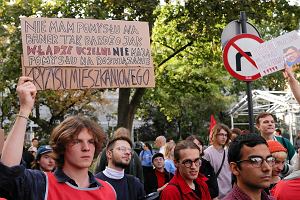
[1, 0, 300, 141]
[0, 0, 110, 137]
[138, 0, 300, 140]
[0, 0, 160, 138]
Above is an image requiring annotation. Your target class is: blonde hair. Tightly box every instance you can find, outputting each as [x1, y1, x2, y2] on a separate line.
[113, 127, 130, 138]
[272, 151, 287, 160]
[164, 141, 176, 159]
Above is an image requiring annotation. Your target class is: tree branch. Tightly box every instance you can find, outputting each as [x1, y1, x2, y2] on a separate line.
[158, 41, 194, 67]
[130, 88, 146, 108]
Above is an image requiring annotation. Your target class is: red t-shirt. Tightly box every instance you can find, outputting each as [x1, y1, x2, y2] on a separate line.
[155, 170, 165, 188]
[45, 172, 116, 200]
[271, 177, 300, 200]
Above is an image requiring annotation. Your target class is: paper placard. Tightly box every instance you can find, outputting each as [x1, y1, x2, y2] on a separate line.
[20, 17, 155, 89]
[252, 31, 300, 77]
[23, 65, 154, 90]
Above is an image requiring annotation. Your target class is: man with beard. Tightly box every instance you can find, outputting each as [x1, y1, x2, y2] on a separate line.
[94, 127, 143, 182]
[95, 136, 145, 200]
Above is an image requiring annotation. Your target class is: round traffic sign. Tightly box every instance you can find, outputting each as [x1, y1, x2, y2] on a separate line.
[223, 34, 264, 81]
[221, 20, 261, 49]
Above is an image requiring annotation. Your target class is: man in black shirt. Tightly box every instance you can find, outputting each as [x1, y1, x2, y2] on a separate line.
[96, 136, 145, 200]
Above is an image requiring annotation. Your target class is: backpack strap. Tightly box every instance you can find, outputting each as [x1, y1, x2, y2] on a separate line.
[215, 149, 226, 178]
[168, 183, 183, 200]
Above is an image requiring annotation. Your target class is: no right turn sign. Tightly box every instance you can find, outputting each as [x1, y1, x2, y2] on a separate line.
[223, 34, 264, 81]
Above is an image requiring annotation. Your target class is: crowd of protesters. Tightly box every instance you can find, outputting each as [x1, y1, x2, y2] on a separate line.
[2, 67, 300, 200]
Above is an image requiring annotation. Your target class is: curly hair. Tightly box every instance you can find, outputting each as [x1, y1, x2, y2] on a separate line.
[49, 116, 106, 168]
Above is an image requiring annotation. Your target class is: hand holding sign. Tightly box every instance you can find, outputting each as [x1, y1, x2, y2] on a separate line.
[283, 65, 294, 80]
[283, 65, 300, 106]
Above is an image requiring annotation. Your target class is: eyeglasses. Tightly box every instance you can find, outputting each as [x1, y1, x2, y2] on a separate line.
[216, 133, 228, 137]
[180, 158, 201, 168]
[236, 156, 275, 168]
[153, 157, 164, 162]
[112, 146, 133, 154]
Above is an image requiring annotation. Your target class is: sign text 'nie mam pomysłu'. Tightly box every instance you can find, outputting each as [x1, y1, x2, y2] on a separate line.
[21, 17, 155, 90]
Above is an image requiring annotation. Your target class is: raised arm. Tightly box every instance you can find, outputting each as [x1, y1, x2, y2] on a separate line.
[0, 77, 36, 167]
[283, 66, 300, 105]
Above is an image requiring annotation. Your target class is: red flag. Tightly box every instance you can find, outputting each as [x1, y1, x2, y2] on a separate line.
[209, 115, 217, 143]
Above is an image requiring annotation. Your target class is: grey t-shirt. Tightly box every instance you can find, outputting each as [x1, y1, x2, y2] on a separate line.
[203, 145, 232, 199]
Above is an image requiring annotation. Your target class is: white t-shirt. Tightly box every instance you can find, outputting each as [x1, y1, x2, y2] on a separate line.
[159, 146, 165, 156]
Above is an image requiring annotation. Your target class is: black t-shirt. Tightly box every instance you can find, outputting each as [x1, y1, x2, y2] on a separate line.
[96, 173, 129, 200]
[192, 181, 202, 199]
[96, 172, 145, 200]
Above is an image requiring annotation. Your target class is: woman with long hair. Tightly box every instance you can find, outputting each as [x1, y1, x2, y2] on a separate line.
[164, 141, 176, 175]
[31, 145, 56, 172]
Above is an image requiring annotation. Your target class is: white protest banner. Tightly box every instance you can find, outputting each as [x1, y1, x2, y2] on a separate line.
[252, 31, 300, 77]
[20, 17, 155, 89]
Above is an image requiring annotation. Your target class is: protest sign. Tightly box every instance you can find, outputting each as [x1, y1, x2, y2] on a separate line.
[252, 31, 300, 77]
[20, 17, 155, 89]
[22, 65, 153, 90]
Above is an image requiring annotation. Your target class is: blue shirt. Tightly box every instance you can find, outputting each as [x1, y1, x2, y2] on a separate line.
[139, 150, 153, 167]
[164, 159, 176, 175]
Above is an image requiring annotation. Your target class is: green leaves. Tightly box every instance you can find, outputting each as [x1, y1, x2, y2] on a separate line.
[1, 0, 300, 140]
[141, 1, 300, 138]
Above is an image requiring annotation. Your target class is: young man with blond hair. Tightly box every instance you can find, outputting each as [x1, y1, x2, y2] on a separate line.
[0, 77, 116, 200]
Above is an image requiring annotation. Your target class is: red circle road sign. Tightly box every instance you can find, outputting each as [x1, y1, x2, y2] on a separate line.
[223, 34, 264, 81]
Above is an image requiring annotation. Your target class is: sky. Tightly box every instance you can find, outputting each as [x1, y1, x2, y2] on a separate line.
[289, 0, 300, 5]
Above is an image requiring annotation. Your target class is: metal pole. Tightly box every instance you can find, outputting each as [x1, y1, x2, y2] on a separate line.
[246, 83, 254, 133]
[240, 11, 255, 133]
[289, 106, 293, 144]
